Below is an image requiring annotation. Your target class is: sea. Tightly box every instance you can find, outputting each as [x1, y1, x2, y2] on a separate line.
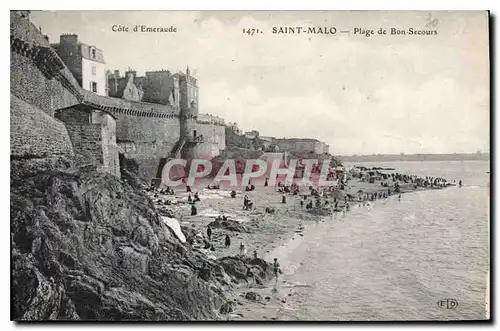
[267, 160, 490, 321]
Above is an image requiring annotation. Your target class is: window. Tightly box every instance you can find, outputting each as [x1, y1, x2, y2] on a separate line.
[91, 48, 96, 59]
[92, 65, 96, 76]
[91, 82, 98, 93]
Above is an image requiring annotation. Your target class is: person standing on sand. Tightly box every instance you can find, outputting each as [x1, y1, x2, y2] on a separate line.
[239, 243, 247, 256]
[273, 258, 281, 285]
[207, 225, 212, 241]
[398, 194, 401, 202]
[282, 194, 287, 204]
[225, 234, 231, 248]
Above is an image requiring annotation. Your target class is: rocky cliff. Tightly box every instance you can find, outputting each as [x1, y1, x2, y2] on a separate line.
[11, 156, 274, 321]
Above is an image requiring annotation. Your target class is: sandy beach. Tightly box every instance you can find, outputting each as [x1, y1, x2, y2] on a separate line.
[145, 168, 454, 320]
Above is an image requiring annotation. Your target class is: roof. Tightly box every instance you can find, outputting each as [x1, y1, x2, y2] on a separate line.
[51, 41, 106, 64]
[79, 43, 106, 63]
[109, 75, 143, 98]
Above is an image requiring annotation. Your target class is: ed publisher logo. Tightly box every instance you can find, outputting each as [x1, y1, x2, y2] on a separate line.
[437, 298, 459, 309]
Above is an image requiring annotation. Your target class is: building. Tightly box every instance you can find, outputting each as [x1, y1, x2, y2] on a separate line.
[272, 138, 330, 155]
[107, 69, 144, 102]
[244, 130, 259, 140]
[51, 34, 107, 96]
[142, 70, 180, 107]
[227, 122, 242, 135]
[55, 107, 120, 177]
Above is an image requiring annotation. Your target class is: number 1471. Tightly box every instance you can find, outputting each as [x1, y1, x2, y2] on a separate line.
[242, 28, 262, 35]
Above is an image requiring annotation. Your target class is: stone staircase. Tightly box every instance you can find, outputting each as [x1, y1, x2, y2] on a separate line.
[151, 135, 205, 187]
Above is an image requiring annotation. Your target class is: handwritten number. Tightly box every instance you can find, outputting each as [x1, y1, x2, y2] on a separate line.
[426, 13, 438, 28]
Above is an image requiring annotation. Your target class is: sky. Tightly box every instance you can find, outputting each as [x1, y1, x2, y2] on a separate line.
[29, 10, 490, 155]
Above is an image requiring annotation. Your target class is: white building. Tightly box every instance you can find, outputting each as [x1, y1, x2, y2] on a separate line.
[52, 34, 107, 96]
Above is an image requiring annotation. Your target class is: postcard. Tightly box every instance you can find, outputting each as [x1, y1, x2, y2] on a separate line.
[10, 10, 490, 321]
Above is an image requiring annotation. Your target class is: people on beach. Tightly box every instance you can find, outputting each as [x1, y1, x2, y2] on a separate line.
[265, 207, 275, 214]
[300, 200, 304, 208]
[186, 185, 192, 193]
[207, 183, 220, 190]
[225, 234, 231, 248]
[243, 195, 253, 210]
[191, 204, 197, 216]
[207, 225, 212, 241]
[459, 180, 463, 187]
[230, 190, 236, 198]
[265, 177, 269, 186]
[253, 250, 258, 259]
[398, 194, 401, 202]
[245, 184, 255, 191]
[239, 243, 247, 256]
[245, 265, 254, 287]
[194, 192, 200, 202]
[244, 201, 253, 210]
[273, 258, 281, 285]
[282, 195, 287, 204]
[188, 194, 192, 203]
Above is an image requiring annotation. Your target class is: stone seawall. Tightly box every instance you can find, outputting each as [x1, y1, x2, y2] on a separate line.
[193, 122, 226, 158]
[11, 95, 74, 158]
[116, 113, 181, 179]
[11, 51, 80, 115]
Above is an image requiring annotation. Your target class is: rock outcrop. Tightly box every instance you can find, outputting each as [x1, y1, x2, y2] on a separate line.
[11, 156, 275, 321]
[207, 219, 249, 233]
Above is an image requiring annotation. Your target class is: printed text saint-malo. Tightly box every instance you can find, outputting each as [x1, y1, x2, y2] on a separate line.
[272, 26, 338, 35]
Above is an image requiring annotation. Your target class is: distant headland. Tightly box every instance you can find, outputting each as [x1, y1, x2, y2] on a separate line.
[337, 152, 490, 163]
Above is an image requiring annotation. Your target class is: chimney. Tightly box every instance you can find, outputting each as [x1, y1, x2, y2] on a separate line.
[125, 69, 137, 79]
[60, 33, 78, 45]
